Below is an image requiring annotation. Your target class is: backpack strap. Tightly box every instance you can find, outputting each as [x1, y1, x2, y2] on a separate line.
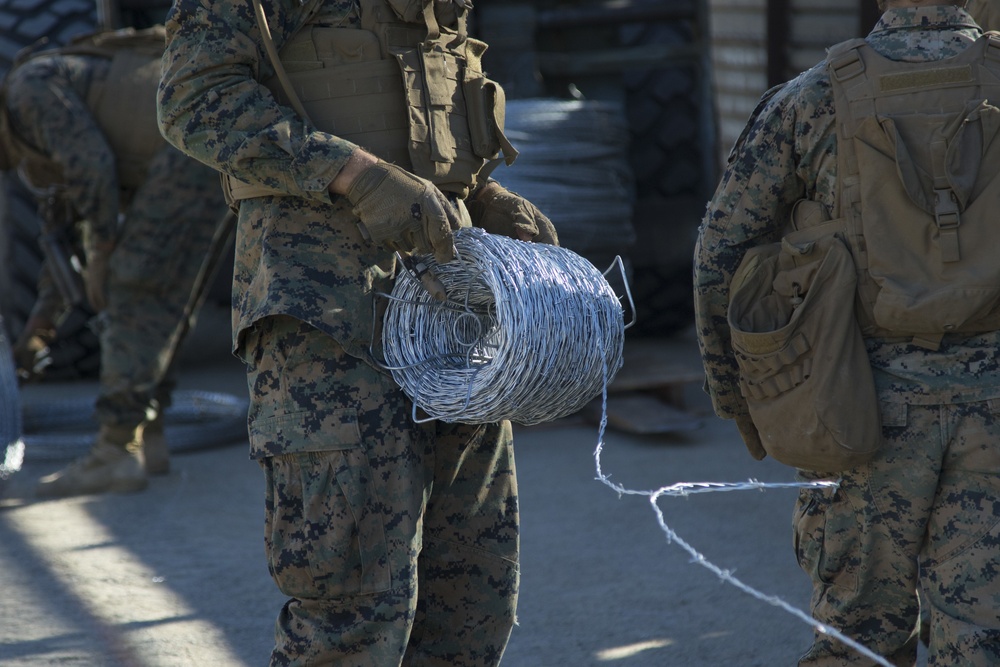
[826, 39, 879, 336]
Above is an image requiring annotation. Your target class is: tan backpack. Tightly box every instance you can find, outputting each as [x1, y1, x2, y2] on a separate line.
[726, 34, 1000, 471]
[830, 34, 1000, 347]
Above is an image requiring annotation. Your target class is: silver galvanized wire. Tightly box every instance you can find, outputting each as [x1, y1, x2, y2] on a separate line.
[380, 227, 626, 425]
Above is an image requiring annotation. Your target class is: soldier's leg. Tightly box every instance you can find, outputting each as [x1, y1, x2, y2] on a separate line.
[920, 400, 1000, 666]
[795, 401, 940, 666]
[403, 420, 519, 667]
[243, 316, 430, 666]
[98, 145, 229, 470]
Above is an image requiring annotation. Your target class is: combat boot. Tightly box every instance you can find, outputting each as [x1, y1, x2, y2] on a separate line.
[36, 424, 147, 498]
[142, 414, 170, 476]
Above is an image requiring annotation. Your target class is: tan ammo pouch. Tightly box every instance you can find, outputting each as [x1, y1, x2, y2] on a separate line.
[371, 0, 516, 191]
[728, 231, 881, 472]
[390, 35, 516, 192]
[463, 65, 512, 162]
[224, 0, 516, 203]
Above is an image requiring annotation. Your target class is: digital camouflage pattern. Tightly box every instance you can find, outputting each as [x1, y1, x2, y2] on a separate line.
[157, 0, 386, 361]
[96, 141, 229, 428]
[158, 1, 521, 664]
[694, 5, 1000, 665]
[242, 316, 518, 666]
[4, 53, 229, 429]
[796, 399, 1000, 666]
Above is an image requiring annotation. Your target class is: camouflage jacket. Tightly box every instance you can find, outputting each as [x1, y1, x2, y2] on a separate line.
[694, 5, 1000, 421]
[158, 0, 397, 361]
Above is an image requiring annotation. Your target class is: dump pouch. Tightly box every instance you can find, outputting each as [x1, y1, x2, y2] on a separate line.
[728, 233, 881, 472]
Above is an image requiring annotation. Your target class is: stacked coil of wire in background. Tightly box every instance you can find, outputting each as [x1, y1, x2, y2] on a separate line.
[381, 227, 628, 426]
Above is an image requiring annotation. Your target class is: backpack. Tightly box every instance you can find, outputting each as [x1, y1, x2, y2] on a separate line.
[828, 33, 1000, 348]
[725, 34, 1000, 470]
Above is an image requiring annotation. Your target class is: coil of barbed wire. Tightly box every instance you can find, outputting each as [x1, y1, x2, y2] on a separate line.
[380, 227, 629, 425]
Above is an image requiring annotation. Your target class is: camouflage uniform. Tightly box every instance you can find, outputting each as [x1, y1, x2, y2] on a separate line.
[694, 6, 1000, 666]
[3, 52, 228, 457]
[158, 1, 520, 664]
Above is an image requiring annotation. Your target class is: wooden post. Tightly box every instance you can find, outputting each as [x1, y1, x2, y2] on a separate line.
[859, 0, 881, 35]
[766, 0, 791, 87]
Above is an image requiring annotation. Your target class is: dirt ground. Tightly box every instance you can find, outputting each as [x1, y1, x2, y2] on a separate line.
[1, 306, 865, 666]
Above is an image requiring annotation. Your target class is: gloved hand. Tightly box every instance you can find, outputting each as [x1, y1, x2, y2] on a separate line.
[12, 314, 56, 382]
[83, 242, 113, 312]
[734, 414, 767, 460]
[347, 161, 466, 264]
[466, 180, 559, 246]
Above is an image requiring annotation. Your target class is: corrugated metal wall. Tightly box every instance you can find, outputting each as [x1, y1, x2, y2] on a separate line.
[708, 0, 767, 164]
[708, 0, 863, 164]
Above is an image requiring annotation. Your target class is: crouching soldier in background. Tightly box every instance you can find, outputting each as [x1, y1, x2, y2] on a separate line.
[0, 25, 231, 497]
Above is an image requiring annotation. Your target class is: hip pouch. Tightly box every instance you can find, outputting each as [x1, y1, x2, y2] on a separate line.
[728, 233, 880, 472]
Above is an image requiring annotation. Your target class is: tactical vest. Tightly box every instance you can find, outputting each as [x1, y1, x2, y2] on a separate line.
[224, 0, 516, 202]
[1, 26, 167, 191]
[794, 34, 1000, 348]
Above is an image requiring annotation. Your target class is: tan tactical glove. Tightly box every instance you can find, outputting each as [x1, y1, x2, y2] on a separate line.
[466, 180, 559, 246]
[83, 242, 113, 312]
[347, 161, 465, 264]
[734, 414, 766, 461]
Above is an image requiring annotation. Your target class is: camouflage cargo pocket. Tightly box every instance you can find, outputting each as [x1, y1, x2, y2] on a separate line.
[793, 484, 861, 592]
[262, 447, 392, 599]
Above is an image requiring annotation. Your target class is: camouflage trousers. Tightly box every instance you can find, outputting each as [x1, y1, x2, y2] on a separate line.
[795, 398, 1000, 666]
[240, 315, 520, 667]
[95, 145, 228, 428]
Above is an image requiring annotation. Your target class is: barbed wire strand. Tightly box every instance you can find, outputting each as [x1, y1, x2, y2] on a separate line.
[591, 374, 893, 667]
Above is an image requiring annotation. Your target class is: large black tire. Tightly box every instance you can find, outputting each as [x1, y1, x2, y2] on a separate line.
[619, 18, 709, 337]
[477, 1, 714, 339]
[0, 0, 97, 72]
[0, 0, 100, 376]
